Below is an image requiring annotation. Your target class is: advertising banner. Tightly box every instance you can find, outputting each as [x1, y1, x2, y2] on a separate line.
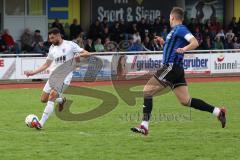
[0, 53, 240, 80]
[210, 53, 240, 74]
[183, 54, 211, 74]
[0, 58, 16, 79]
[73, 55, 113, 78]
[15, 57, 50, 79]
[91, 0, 177, 22]
[117, 54, 210, 76]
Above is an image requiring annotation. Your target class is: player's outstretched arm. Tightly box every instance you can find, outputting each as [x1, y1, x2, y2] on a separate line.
[74, 50, 90, 62]
[25, 59, 53, 77]
[176, 37, 199, 54]
[79, 50, 90, 58]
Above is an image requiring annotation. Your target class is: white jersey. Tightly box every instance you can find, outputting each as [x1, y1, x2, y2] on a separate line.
[46, 40, 83, 84]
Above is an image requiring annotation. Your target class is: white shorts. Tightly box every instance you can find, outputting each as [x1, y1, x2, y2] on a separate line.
[43, 74, 72, 94]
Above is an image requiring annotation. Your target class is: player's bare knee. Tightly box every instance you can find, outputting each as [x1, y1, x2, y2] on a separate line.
[48, 90, 58, 101]
[40, 94, 48, 103]
[143, 87, 154, 97]
[40, 97, 48, 103]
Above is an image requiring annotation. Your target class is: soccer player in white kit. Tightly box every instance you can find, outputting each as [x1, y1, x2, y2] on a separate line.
[25, 28, 89, 129]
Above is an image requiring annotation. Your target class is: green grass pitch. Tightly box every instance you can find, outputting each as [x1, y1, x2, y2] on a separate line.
[0, 81, 239, 160]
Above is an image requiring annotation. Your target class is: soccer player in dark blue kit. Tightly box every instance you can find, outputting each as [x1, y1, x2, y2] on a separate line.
[131, 7, 227, 136]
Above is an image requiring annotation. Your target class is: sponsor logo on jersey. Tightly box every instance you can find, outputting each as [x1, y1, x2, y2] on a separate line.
[55, 55, 66, 64]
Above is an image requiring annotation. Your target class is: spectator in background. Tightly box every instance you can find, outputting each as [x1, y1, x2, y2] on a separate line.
[104, 37, 117, 52]
[149, 38, 162, 51]
[69, 18, 82, 40]
[64, 22, 70, 40]
[104, 37, 111, 45]
[161, 27, 168, 41]
[111, 22, 121, 43]
[210, 17, 221, 35]
[225, 29, 235, 42]
[205, 20, 212, 31]
[2, 29, 14, 47]
[195, 19, 203, 32]
[145, 17, 152, 33]
[237, 17, 240, 36]
[64, 15, 240, 51]
[32, 30, 44, 54]
[21, 28, 34, 52]
[225, 34, 234, 49]
[183, 11, 190, 25]
[151, 32, 158, 39]
[73, 34, 85, 49]
[137, 17, 147, 40]
[188, 18, 196, 33]
[119, 19, 128, 40]
[94, 38, 104, 52]
[160, 17, 170, 31]
[149, 20, 155, 34]
[216, 28, 226, 42]
[89, 19, 102, 41]
[233, 36, 240, 49]
[132, 31, 141, 43]
[76, 31, 86, 40]
[129, 22, 138, 34]
[228, 17, 238, 35]
[202, 36, 213, 50]
[2, 29, 20, 53]
[205, 20, 217, 38]
[142, 36, 151, 50]
[85, 39, 95, 52]
[100, 27, 111, 42]
[143, 29, 150, 41]
[128, 39, 145, 51]
[214, 36, 224, 49]
[0, 32, 7, 52]
[42, 37, 52, 55]
[193, 27, 203, 49]
[52, 18, 65, 37]
[33, 29, 43, 43]
[203, 27, 214, 41]
[153, 18, 162, 35]
[101, 17, 109, 29]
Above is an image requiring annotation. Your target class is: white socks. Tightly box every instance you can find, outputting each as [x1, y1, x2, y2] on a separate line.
[141, 121, 149, 130]
[55, 97, 63, 104]
[213, 107, 221, 117]
[39, 101, 54, 127]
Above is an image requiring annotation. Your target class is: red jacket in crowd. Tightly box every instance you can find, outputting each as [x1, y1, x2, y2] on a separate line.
[2, 33, 15, 47]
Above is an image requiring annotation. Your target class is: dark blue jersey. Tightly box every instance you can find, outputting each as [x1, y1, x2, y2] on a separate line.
[163, 24, 193, 66]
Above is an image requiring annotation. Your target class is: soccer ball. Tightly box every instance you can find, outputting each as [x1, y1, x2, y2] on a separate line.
[25, 114, 39, 128]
